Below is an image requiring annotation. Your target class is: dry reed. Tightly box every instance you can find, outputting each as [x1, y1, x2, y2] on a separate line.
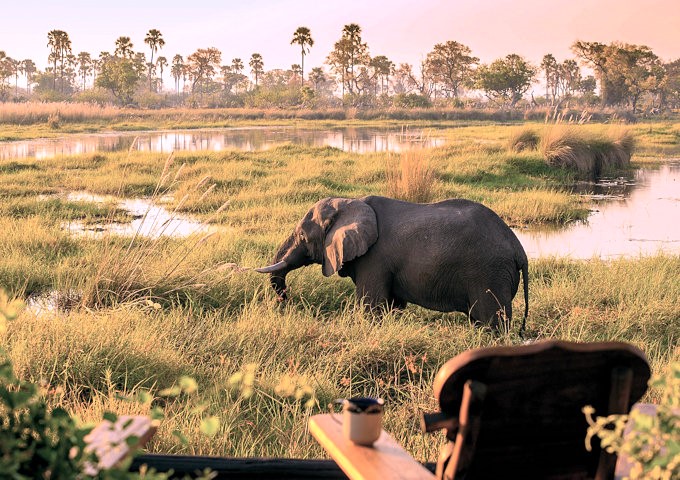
[385, 150, 436, 203]
[0, 101, 122, 124]
[0, 102, 637, 126]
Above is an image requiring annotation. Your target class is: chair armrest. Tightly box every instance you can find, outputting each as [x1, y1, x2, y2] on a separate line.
[420, 411, 459, 433]
[309, 414, 435, 480]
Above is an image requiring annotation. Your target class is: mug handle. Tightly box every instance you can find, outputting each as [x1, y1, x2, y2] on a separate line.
[328, 400, 344, 425]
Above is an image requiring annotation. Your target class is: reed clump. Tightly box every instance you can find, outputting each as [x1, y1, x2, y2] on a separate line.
[539, 125, 635, 178]
[385, 149, 436, 203]
[507, 127, 540, 152]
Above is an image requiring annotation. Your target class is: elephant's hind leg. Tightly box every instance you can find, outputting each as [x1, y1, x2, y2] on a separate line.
[469, 288, 512, 330]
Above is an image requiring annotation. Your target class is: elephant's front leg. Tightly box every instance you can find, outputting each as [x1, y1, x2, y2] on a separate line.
[353, 270, 398, 312]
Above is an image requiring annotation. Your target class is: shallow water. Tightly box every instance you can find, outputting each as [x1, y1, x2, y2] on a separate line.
[515, 162, 680, 259]
[54, 192, 215, 239]
[0, 127, 444, 160]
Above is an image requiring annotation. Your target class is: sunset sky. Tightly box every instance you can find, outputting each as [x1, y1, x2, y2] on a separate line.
[2, 0, 679, 78]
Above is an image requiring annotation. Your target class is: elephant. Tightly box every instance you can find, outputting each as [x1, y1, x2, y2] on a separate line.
[256, 196, 529, 331]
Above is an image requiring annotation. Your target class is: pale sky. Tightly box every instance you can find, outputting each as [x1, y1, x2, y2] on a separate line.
[2, 0, 679, 77]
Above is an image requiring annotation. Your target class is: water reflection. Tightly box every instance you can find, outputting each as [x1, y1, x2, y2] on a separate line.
[0, 127, 444, 160]
[515, 162, 680, 258]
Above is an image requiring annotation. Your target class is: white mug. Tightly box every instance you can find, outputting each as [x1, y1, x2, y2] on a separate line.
[333, 397, 384, 446]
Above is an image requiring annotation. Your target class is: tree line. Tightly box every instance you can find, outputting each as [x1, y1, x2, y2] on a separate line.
[1, 24, 678, 112]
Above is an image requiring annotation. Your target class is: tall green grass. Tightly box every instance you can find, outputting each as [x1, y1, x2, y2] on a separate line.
[0, 102, 604, 127]
[4, 255, 678, 461]
[507, 127, 540, 152]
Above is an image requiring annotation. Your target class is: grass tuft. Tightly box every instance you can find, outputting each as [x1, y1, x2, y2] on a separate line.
[507, 127, 540, 152]
[539, 125, 634, 177]
[385, 150, 436, 203]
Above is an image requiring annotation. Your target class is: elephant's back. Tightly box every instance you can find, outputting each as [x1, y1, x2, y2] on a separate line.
[362, 196, 516, 242]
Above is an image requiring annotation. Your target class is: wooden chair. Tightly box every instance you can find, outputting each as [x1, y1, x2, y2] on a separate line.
[310, 340, 650, 480]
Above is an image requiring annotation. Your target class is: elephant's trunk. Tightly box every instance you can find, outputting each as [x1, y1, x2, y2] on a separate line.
[255, 260, 290, 301]
[257, 234, 310, 301]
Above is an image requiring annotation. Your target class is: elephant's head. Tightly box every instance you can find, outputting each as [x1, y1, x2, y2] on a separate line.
[256, 197, 378, 300]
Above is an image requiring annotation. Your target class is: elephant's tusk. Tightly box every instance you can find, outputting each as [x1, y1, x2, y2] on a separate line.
[254, 260, 288, 273]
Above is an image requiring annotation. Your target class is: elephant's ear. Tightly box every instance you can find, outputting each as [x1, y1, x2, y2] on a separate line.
[321, 199, 378, 277]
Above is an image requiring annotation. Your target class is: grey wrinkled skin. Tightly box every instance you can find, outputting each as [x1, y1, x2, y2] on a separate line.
[260, 196, 529, 332]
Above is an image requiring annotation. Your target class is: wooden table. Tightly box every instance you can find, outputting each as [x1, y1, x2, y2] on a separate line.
[309, 414, 435, 480]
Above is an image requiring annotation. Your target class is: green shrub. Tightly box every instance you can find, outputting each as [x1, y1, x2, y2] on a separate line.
[135, 91, 168, 110]
[583, 361, 680, 480]
[392, 93, 432, 109]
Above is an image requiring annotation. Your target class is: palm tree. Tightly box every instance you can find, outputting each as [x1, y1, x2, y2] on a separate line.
[541, 54, 558, 105]
[369, 55, 394, 96]
[156, 56, 167, 91]
[7, 58, 20, 96]
[291, 64, 302, 85]
[309, 67, 326, 91]
[114, 37, 134, 58]
[144, 29, 164, 90]
[76, 52, 92, 91]
[231, 58, 244, 74]
[0, 53, 11, 96]
[47, 30, 72, 92]
[341, 23, 367, 94]
[171, 54, 184, 95]
[249, 53, 264, 88]
[291, 27, 314, 86]
[21, 59, 36, 94]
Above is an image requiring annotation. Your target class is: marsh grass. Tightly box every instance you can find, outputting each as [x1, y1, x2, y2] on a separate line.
[0, 102, 552, 128]
[0, 196, 132, 224]
[385, 150, 436, 203]
[80, 152, 230, 309]
[507, 127, 540, 152]
[4, 254, 678, 461]
[539, 125, 635, 177]
[1, 122, 677, 463]
[0, 102, 123, 125]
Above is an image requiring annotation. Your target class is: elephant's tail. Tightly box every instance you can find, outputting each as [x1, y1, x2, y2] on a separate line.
[520, 260, 529, 336]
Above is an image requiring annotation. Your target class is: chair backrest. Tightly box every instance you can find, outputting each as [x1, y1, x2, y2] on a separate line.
[425, 340, 650, 479]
